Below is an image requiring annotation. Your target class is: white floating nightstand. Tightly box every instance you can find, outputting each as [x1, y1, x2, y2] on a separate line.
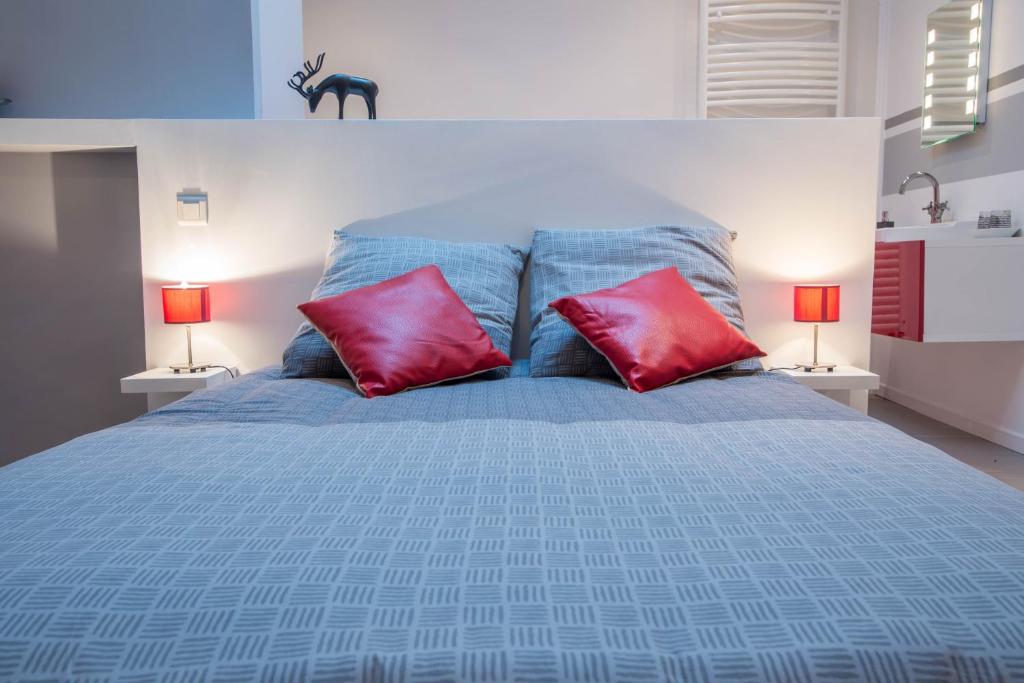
[121, 366, 237, 409]
[776, 366, 879, 414]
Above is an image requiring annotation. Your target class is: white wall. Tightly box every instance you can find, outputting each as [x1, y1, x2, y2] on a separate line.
[252, 0, 307, 119]
[881, 0, 937, 121]
[123, 118, 880, 376]
[302, 0, 697, 119]
[873, 0, 1024, 453]
[845, 0, 882, 117]
[0, 0, 256, 119]
[301, 0, 875, 120]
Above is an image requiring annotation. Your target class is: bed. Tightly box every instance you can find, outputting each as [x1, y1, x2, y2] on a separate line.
[1, 364, 1022, 682]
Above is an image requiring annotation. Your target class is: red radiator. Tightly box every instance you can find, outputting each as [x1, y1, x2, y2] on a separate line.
[872, 241, 924, 342]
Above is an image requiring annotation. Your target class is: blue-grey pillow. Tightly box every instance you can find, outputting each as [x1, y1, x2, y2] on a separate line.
[528, 225, 761, 377]
[282, 232, 527, 379]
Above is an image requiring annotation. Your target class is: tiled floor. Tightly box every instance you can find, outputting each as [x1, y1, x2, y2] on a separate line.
[868, 395, 1024, 491]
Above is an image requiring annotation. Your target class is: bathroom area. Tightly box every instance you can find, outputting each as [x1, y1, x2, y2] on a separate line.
[870, 0, 1024, 455]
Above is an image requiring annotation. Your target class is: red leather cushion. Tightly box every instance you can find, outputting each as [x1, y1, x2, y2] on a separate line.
[549, 267, 765, 392]
[298, 265, 512, 397]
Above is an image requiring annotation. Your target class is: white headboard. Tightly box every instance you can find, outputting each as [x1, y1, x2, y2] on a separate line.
[134, 118, 880, 370]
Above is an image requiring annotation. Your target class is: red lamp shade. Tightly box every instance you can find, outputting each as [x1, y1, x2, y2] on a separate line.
[794, 284, 839, 323]
[162, 283, 211, 324]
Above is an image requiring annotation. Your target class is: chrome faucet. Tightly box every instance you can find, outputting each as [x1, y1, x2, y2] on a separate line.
[898, 171, 948, 224]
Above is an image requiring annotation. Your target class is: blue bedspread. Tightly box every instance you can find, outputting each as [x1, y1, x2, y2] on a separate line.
[1, 366, 1023, 682]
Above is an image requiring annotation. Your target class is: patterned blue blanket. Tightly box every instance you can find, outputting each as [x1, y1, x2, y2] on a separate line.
[1, 367, 1023, 682]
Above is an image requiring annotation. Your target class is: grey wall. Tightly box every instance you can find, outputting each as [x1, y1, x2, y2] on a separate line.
[0, 0, 255, 118]
[0, 151, 146, 466]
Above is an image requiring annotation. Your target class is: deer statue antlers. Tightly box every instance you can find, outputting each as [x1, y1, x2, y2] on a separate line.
[287, 52, 325, 99]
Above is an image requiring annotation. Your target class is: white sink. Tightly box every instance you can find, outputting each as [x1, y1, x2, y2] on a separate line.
[875, 220, 1019, 242]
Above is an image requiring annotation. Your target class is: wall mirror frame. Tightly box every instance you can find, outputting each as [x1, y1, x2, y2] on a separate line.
[921, 0, 993, 148]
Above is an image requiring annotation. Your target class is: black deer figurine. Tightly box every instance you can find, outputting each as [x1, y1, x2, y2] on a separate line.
[287, 53, 378, 119]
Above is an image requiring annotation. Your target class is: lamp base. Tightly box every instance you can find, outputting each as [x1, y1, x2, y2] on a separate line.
[795, 362, 836, 373]
[170, 362, 211, 374]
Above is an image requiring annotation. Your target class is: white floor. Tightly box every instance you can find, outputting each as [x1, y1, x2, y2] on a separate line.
[869, 395, 1024, 491]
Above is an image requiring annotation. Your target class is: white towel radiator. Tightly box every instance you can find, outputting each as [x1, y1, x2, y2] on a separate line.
[699, 0, 848, 118]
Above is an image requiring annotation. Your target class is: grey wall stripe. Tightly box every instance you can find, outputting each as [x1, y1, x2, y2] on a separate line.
[884, 107, 922, 130]
[882, 87, 1024, 195]
[883, 65, 1024, 130]
[989, 63, 1024, 90]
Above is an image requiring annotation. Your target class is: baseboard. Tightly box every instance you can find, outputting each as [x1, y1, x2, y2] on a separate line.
[878, 384, 1024, 454]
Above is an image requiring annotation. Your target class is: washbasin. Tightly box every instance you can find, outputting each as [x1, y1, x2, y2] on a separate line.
[875, 220, 1019, 242]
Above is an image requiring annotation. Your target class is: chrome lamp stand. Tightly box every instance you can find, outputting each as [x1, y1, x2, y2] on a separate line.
[170, 324, 211, 374]
[795, 323, 836, 372]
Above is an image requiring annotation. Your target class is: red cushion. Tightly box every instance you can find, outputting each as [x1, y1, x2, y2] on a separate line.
[298, 265, 511, 397]
[549, 267, 765, 392]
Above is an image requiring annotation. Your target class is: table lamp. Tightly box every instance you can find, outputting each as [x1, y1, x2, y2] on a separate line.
[162, 282, 211, 373]
[794, 284, 839, 372]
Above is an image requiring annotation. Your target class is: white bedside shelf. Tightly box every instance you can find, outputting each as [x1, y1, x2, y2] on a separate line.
[121, 367, 237, 408]
[775, 366, 879, 414]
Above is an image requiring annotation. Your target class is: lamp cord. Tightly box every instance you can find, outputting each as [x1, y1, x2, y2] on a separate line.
[208, 365, 239, 378]
[768, 366, 800, 371]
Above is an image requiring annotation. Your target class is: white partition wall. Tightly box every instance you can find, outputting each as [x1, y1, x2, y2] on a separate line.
[125, 118, 880, 374]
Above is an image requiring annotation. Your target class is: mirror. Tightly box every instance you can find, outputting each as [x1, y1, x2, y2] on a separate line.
[921, 0, 992, 148]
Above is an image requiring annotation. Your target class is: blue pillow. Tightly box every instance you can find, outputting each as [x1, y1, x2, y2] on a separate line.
[282, 232, 527, 379]
[528, 225, 761, 377]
